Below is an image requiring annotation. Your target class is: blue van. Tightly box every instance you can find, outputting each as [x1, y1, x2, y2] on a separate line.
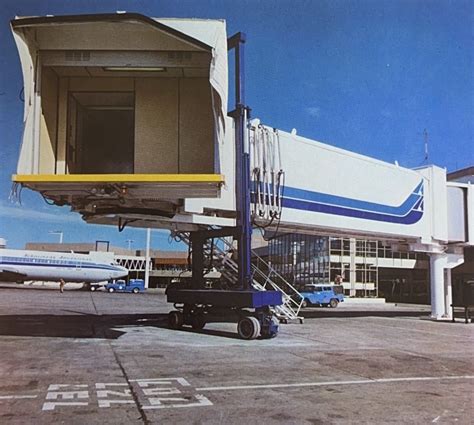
[298, 284, 344, 308]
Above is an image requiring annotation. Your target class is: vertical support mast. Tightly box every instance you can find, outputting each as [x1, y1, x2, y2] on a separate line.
[228, 32, 252, 290]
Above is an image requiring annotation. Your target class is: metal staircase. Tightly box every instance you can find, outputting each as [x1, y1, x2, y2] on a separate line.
[173, 231, 304, 323]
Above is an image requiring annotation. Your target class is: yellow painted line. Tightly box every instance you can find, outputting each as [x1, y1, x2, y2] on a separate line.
[13, 174, 224, 184]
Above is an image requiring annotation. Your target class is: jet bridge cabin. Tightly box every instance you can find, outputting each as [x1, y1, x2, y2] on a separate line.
[11, 14, 233, 227]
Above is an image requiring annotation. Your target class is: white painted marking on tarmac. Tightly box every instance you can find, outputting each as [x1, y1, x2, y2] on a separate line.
[43, 384, 90, 411]
[142, 394, 213, 410]
[43, 402, 88, 411]
[131, 377, 191, 386]
[0, 395, 38, 399]
[96, 382, 134, 408]
[196, 375, 474, 391]
[48, 384, 87, 390]
[133, 377, 213, 409]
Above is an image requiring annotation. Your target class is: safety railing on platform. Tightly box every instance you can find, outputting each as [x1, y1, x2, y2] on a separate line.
[173, 231, 304, 322]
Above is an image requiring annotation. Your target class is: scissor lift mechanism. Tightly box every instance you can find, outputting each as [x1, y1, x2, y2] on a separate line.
[166, 33, 283, 339]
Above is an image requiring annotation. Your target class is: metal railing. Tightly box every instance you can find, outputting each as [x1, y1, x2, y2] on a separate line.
[174, 231, 304, 321]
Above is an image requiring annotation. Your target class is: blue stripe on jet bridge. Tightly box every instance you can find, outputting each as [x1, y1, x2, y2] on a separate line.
[251, 180, 424, 224]
[281, 197, 423, 224]
[281, 181, 423, 216]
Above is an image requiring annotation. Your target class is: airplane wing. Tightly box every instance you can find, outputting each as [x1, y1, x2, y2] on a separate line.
[0, 267, 28, 282]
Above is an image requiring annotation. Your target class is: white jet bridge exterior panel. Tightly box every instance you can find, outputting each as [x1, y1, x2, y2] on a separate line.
[251, 126, 439, 243]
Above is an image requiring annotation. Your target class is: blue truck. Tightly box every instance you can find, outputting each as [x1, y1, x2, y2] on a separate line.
[298, 284, 344, 308]
[105, 279, 145, 294]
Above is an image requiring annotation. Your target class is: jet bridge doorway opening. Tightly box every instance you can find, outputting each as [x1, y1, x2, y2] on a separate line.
[67, 91, 135, 174]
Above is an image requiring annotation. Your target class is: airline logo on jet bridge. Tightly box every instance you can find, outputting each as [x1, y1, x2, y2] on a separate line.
[252, 181, 424, 225]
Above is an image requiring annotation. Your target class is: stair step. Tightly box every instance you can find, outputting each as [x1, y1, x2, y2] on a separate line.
[174, 231, 304, 322]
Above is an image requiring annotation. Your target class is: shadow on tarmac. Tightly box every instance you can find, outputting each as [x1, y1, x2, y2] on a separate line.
[0, 313, 169, 339]
[0, 312, 244, 340]
[300, 308, 429, 320]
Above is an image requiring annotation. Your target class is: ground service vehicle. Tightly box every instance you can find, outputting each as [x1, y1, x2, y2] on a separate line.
[105, 279, 145, 294]
[299, 284, 344, 308]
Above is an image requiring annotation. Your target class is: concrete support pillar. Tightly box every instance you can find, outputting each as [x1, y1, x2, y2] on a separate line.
[429, 253, 447, 319]
[444, 268, 453, 320]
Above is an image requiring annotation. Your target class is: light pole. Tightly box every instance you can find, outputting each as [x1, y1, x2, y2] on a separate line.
[49, 230, 63, 244]
[126, 239, 134, 251]
[144, 229, 151, 289]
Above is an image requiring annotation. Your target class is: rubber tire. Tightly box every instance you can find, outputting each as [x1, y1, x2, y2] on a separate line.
[237, 316, 261, 340]
[191, 314, 206, 330]
[329, 299, 339, 308]
[90, 286, 96, 292]
[132, 288, 139, 294]
[301, 299, 309, 308]
[108, 287, 114, 293]
[168, 311, 184, 329]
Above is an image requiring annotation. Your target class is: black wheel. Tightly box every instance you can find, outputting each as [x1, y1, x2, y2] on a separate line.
[237, 316, 261, 340]
[132, 288, 139, 294]
[168, 311, 184, 329]
[90, 286, 96, 292]
[108, 287, 114, 293]
[301, 299, 309, 308]
[329, 298, 339, 308]
[191, 314, 206, 330]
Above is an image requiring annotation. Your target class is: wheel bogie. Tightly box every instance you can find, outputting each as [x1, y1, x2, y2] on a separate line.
[260, 316, 279, 339]
[167, 305, 279, 340]
[237, 316, 261, 340]
[168, 310, 184, 329]
[191, 314, 206, 330]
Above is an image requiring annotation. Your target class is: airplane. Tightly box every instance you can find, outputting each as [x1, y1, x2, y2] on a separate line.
[0, 249, 128, 283]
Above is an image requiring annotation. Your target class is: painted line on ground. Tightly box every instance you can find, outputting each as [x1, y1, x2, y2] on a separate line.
[196, 375, 474, 392]
[0, 395, 38, 399]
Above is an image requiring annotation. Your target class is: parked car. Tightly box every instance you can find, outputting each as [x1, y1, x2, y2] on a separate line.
[298, 284, 344, 308]
[105, 279, 145, 294]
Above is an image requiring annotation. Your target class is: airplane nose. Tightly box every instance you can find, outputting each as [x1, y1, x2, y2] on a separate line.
[115, 266, 128, 277]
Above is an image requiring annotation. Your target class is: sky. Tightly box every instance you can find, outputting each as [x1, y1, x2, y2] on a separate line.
[0, 0, 472, 250]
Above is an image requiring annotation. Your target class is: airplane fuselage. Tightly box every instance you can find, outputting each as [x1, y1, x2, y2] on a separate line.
[0, 249, 128, 283]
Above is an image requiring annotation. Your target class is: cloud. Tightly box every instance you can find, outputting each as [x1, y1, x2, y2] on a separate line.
[306, 106, 321, 118]
[0, 202, 80, 224]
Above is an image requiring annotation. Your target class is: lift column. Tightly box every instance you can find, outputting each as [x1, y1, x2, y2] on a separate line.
[228, 32, 252, 290]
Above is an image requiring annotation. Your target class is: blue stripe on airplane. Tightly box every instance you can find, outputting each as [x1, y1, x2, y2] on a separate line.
[0, 259, 121, 271]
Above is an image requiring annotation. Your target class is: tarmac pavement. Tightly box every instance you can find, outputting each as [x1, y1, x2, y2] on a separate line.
[0, 283, 472, 424]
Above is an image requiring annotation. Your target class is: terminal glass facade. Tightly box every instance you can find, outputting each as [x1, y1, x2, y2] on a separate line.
[268, 234, 380, 297]
[268, 234, 330, 287]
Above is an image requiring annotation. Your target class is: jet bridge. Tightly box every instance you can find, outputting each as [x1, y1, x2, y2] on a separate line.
[10, 13, 473, 327]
